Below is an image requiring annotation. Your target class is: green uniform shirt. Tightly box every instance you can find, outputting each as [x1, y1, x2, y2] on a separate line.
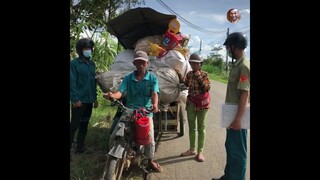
[118, 70, 160, 117]
[225, 57, 250, 104]
[70, 57, 97, 103]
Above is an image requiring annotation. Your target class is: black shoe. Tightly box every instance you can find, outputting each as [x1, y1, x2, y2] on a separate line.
[212, 175, 225, 180]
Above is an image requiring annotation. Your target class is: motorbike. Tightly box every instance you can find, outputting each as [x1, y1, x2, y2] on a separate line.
[102, 99, 151, 180]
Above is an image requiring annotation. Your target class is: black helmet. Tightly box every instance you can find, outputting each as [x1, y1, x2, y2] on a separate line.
[223, 32, 247, 49]
[76, 38, 94, 56]
[189, 53, 203, 63]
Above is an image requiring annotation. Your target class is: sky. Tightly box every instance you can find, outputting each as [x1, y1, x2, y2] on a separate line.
[137, 0, 250, 60]
[75, 0, 250, 60]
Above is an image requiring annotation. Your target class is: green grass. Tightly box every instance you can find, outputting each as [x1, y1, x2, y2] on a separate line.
[202, 65, 229, 84]
[70, 71, 228, 180]
[70, 102, 117, 180]
[209, 74, 228, 84]
[70, 100, 145, 180]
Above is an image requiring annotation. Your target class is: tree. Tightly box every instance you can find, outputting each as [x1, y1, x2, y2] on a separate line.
[70, 0, 145, 72]
[206, 46, 224, 72]
[70, 0, 145, 42]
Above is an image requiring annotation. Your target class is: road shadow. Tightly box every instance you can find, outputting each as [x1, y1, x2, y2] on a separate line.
[154, 132, 182, 152]
[157, 132, 182, 142]
[155, 155, 196, 166]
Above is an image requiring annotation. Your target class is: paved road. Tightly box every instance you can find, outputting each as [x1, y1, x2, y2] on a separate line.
[147, 80, 250, 180]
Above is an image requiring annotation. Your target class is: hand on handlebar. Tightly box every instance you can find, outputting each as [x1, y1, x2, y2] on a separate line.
[103, 92, 114, 101]
[151, 104, 160, 113]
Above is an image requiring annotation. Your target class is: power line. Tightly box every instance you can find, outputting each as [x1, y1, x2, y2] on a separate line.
[233, 25, 250, 31]
[213, 27, 250, 45]
[156, 0, 226, 34]
[154, 0, 250, 59]
[242, 30, 250, 34]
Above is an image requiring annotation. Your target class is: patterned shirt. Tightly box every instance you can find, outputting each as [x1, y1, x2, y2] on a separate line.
[184, 69, 211, 110]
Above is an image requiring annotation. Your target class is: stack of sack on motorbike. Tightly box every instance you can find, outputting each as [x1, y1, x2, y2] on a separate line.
[96, 49, 191, 110]
[96, 39, 191, 110]
[97, 18, 192, 110]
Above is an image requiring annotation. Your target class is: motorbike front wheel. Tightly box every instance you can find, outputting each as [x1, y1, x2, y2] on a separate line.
[102, 155, 124, 180]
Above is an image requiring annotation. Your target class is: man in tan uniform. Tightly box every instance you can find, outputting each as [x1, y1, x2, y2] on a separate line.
[212, 32, 250, 180]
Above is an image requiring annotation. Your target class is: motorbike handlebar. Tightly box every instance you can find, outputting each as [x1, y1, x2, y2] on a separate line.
[109, 98, 154, 114]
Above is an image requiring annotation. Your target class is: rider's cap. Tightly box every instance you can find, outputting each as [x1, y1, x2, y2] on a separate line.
[133, 51, 149, 62]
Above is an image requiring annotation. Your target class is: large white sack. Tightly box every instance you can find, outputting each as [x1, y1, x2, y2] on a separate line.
[110, 61, 136, 71]
[110, 49, 136, 71]
[114, 49, 135, 63]
[155, 67, 185, 106]
[176, 90, 188, 104]
[159, 50, 192, 78]
[147, 57, 170, 72]
[96, 70, 131, 93]
[134, 35, 162, 54]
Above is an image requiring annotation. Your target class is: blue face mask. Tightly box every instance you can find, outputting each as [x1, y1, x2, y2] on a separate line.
[83, 50, 92, 58]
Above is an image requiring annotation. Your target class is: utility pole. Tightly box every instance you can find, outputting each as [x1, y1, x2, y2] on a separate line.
[199, 37, 202, 55]
[225, 28, 229, 72]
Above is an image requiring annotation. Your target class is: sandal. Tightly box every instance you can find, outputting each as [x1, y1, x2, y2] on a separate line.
[149, 161, 163, 172]
[195, 153, 205, 162]
[180, 150, 196, 156]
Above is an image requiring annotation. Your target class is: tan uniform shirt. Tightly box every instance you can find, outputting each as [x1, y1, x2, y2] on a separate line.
[225, 57, 250, 104]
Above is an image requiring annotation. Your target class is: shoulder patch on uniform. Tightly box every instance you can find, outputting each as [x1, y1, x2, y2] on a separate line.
[240, 75, 248, 83]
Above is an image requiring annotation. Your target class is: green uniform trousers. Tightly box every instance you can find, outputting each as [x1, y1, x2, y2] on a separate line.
[224, 129, 247, 180]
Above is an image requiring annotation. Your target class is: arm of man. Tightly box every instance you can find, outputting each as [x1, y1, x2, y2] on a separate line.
[93, 64, 99, 108]
[103, 91, 122, 100]
[151, 91, 159, 113]
[228, 90, 249, 130]
[70, 61, 82, 107]
[150, 73, 160, 113]
[228, 62, 250, 130]
[103, 73, 129, 101]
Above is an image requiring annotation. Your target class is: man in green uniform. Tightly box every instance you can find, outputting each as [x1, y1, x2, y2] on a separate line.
[212, 32, 250, 180]
[70, 38, 98, 154]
